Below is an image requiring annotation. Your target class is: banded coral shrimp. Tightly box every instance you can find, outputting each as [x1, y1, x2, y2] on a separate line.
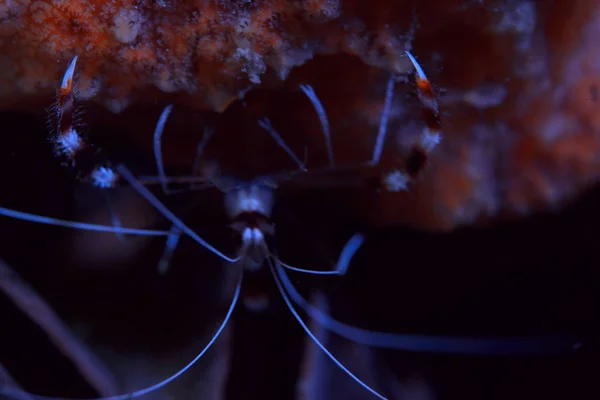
[0, 51, 584, 400]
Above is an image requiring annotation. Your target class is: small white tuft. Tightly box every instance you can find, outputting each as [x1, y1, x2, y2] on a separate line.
[419, 129, 442, 152]
[91, 167, 118, 188]
[55, 128, 84, 157]
[383, 170, 410, 192]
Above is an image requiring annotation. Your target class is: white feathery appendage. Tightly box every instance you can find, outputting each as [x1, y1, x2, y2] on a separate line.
[55, 128, 84, 158]
[91, 166, 118, 188]
[383, 170, 410, 192]
[420, 129, 442, 152]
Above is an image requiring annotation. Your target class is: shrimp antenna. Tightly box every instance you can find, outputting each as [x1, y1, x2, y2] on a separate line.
[370, 73, 396, 165]
[258, 118, 306, 171]
[116, 165, 239, 263]
[269, 259, 388, 400]
[157, 225, 182, 274]
[0, 273, 242, 400]
[0, 206, 170, 236]
[191, 127, 215, 185]
[276, 233, 365, 276]
[299, 84, 334, 167]
[153, 104, 174, 194]
[274, 262, 580, 355]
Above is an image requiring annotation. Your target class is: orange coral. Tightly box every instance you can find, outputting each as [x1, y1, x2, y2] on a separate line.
[2, 0, 600, 230]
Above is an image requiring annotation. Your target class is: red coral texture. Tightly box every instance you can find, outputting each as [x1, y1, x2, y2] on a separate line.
[1, 0, 599, 230]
